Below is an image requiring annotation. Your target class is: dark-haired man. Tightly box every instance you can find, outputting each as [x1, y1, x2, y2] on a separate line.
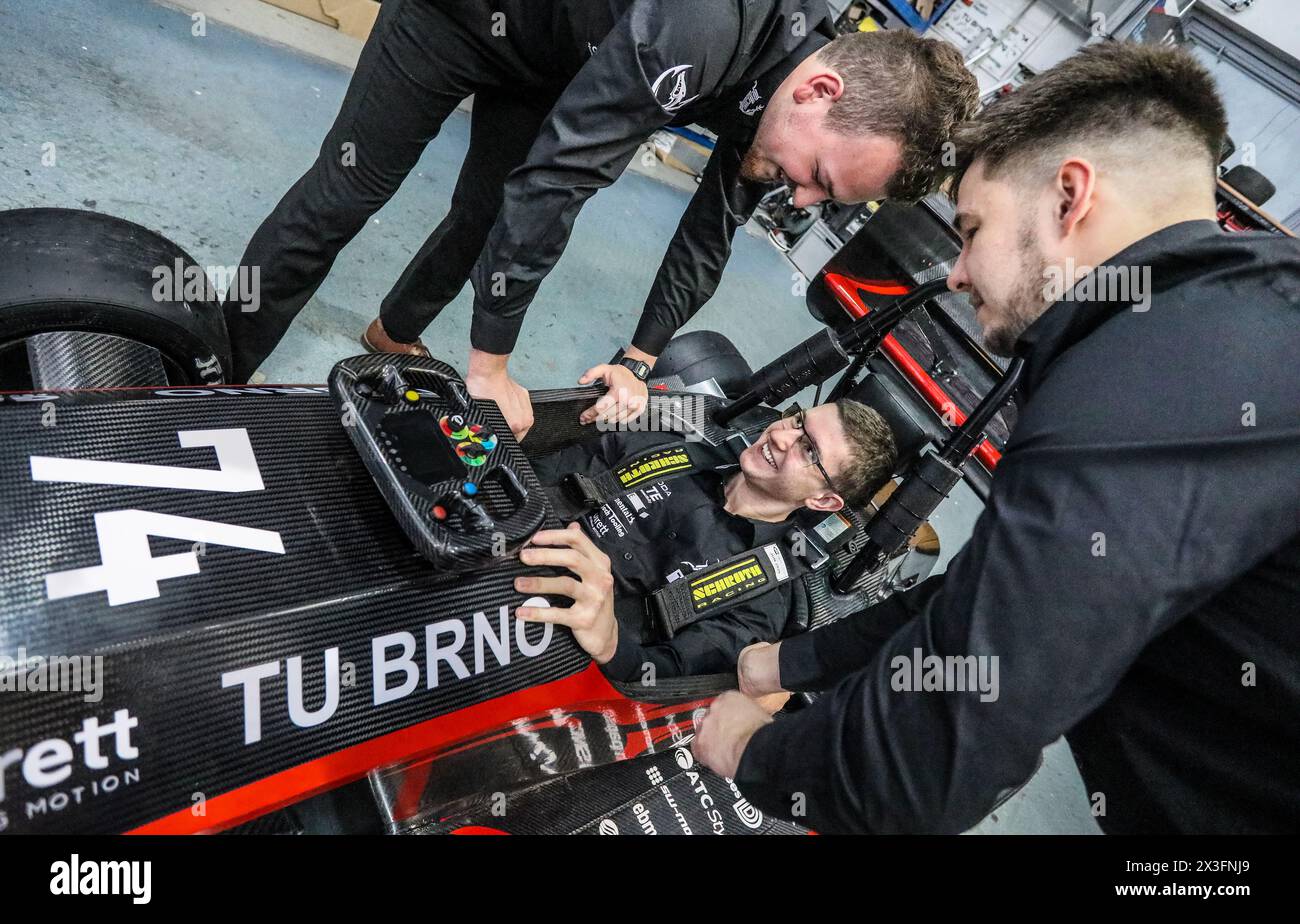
[513, 400, 896, 680]
[223, 0, 977, 439]
[698, 41, 1300, 833]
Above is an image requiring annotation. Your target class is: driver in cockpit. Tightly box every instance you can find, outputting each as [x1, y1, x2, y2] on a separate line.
[515, 400, 897, 682]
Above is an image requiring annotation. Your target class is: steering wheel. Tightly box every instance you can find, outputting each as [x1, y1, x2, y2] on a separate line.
[329, 354, 548, 572]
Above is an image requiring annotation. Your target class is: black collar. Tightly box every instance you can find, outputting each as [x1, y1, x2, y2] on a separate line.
[703, 469, 798, 547]
[1015, 220, 1225, 399]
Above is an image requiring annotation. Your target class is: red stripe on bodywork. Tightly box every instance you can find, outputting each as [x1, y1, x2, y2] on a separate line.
[824, 273, 1002, 471]
[130, 664, 707, 834]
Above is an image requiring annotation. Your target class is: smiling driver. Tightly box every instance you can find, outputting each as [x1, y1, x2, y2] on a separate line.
[516, 401, 896, 681]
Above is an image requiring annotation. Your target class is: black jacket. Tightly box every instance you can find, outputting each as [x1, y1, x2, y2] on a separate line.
[531, 429, 794, 680]
[735, 221, 1300, 833]
[438, 0, 835, 355]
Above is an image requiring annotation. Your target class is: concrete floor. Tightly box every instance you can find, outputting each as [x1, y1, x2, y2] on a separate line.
[0, 0, 819, 388]
[0, 0, 1097, 834]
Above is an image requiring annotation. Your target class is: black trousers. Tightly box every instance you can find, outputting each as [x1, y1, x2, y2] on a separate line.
[223, 0, 553, 381]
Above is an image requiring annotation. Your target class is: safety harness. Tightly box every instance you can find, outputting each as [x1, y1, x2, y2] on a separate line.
[543, 434, 858, 640]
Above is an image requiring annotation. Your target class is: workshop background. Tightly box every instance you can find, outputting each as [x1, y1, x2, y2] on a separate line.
[2, 0, 1294, 835]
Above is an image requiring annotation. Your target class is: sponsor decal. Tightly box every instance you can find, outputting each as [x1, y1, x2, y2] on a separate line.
[550, 708, 594, 769]
[760, 543, 788, 582]
[220, 599, 554, 746]
[732, 797, 763, 829]
[725, 776, 764, 829]
[599, 709, 626, 761]
[615, 447, 692, 488]
[665, 556, 719, 585]
[598, 817, 618, 835]
[650, 64, 698, 113]
[690, 557, 767, 612]
[631, 801, 657, 835]
[674, 746, 693, 770]
[675, 745, 727, 834]
[661, 784, 692, 834]
[813, 510, 852, 544]
[590, 480, 673, 541]
[0, 708, 142, 829]
[0, 386, 330, 405]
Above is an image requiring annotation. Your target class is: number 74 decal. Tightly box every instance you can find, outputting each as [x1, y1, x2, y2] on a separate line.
[31, 429, 285, 606]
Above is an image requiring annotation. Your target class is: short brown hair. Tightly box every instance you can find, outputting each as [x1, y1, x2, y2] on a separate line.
[833, 399, 897, 508]
[818, 30, 979, 202]
[949, 41, 1227, 193]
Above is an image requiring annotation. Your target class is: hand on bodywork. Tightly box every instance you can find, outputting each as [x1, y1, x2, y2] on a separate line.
[466, 348, 534, 441]
[692, 644, 787, 778]
[514, 523, 619, 664]
[692, 690, 775, 780]
[578, 345, 655, 429]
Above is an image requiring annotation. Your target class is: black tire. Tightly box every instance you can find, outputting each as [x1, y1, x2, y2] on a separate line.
[0, 208, 231, 388]
[1223, 165, 1276, 207]
[653, 330, 752, 398]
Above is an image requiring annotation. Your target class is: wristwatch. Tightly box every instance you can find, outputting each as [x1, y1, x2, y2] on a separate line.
[611, 348, 652, 382]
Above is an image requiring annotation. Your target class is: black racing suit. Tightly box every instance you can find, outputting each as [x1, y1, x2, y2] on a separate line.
[530, 429, 794, 681]
[224, 0, 835, 380]
[734, 221, 1300, 834]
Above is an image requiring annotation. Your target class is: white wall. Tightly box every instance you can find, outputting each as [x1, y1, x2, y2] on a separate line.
[1201, 0, 1300, 65]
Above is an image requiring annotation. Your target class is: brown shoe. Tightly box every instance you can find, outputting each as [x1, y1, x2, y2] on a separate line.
[360, 317, 431, 357]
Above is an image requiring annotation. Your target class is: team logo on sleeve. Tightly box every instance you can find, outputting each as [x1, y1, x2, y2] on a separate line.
[651, 64, 698, 113]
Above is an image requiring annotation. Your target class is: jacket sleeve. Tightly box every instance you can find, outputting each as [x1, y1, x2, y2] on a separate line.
[602, 585, 793, 682]
[469, 0, 741, 354]
[631, 136, 769, 356]
[733, 415, 1300, 833]
[775, 574, 947, 692]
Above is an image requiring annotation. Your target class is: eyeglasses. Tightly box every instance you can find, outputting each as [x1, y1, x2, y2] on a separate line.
[785, 407, 837, 494]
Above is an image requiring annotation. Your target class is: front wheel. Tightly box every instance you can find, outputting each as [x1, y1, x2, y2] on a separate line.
[0, 208, 231, 389]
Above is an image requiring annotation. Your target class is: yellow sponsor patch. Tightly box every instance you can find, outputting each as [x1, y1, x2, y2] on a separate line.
[690, 557, 767, 612]
[615, 447, 692, 488]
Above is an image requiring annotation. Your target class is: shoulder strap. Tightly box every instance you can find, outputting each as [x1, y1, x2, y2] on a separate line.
[649, 508, 859, 639]
[545, 438, 738, 519]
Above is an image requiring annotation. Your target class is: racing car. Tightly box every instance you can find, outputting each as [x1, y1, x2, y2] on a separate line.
[0, 165, 1284, 835]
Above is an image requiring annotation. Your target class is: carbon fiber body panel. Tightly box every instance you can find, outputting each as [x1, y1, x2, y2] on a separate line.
[0, 372, 814, 834]
[404, 736, 807, 835]
[26, 331, 168, 390]
[520, 384, 778, 457]
[0, 383, 606, 834]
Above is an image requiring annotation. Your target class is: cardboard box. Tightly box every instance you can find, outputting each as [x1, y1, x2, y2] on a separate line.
[649, 130, 712, 178]
[262, 0, 380, 41]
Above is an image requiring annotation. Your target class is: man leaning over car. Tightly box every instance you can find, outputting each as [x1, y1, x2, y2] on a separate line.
[221, 0, 978, 440]
[694, 42, 1300, 834]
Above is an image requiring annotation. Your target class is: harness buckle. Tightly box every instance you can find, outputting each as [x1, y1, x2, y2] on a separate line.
[558, 472, 603, 510]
